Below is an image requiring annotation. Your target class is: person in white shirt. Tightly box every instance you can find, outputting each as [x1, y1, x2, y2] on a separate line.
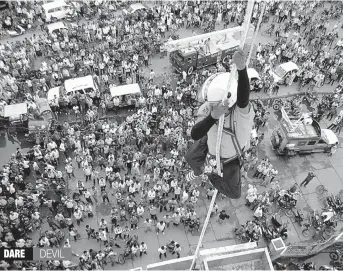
[73, 209, 83, 226]
[156, 221, 166, 235]
[22, 159, 30, 176]
[149, 69, 155, 82]
[84, 190, 93, 204]
[181, 190, 189, 204]
[137, 205, 144, 217]
[144, 218, 153, 232]
[148, 189, 156, 204]
[139, 242, 148, 256]
[113, 225, 123, 240]
[99, 178, 106, 190]
[154, 86, 162, 97]
[158, 245, 167, 259]
[170, 179, 177, 193]
[182, 70, 187, 81]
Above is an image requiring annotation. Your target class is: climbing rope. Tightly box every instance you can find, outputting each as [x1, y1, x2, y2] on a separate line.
[188, 2, 256, 270]
[247, 1, 267, 66]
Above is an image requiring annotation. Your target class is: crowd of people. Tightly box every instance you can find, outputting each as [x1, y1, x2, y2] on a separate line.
[0, 0, 342, 270]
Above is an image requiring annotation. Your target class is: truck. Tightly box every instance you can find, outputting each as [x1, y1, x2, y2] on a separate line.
[166, 25, 254, 75]
[271, 107, 338, 156]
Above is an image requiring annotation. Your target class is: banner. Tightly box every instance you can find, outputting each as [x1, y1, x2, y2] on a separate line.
[0, 248, 72, 261]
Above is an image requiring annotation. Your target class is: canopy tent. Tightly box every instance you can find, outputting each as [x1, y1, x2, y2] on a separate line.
[2, 103, 27, 117]
[110, 84, 141, 97]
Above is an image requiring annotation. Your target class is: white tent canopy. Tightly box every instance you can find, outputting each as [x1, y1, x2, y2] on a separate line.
[2, 103, 27, 117]
[110, 84, 141, 97]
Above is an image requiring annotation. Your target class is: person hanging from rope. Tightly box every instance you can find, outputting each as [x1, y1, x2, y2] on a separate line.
[185, 49, 254, 199]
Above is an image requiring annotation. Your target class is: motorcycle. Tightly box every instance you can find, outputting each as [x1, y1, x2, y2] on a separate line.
[319, 265, 336, 270]
[65, 12, 78, 22]
[270, 215, 288, 240]
[290, 209, 304, 227]
[287, 108, 302, 118]
[7, 25, 25, 37]
[273, 262, 287, 270]
[289, 261, 316, 270]
[272, 98, 284, 110]
[326, 195, 343, 214]
[234, 226, 251, 243]
[166, 240, 176, 253]
[260, 221, 276, 242]
[278, 196, 297, 210]
[171, 34, 179, 40]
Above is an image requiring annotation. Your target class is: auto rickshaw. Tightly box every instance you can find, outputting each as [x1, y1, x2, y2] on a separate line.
[0, 103, 29, 132]
[25, 120, 52, 145]
[35, 98, 55, 121]
[108, 83, 142, 110]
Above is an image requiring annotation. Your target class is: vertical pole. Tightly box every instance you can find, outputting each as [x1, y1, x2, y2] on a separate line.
[188, 2, 255, 270]
[247, 1, 266, 67]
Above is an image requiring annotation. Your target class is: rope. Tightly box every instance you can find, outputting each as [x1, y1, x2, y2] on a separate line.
[247, 1, 267, 66]
[188, 2, 255, 270]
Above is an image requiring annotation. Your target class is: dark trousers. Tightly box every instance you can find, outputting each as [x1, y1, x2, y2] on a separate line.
[328, 124, 337, 130]
[140, 251, 147, 257]
[253, 170, 262, 178]
[159, 252, 167, 259]
[327, 112, 335, 121]
[172, 251, 180, 258]
[185, 135, 241, 199]
[131, 223, 137, 229]
[207, 158, 241, 199]
[114, 233, 122, 240]
[300, 178, 312, 187]
[67, 172, 75, 178]
[159, 206, 167, 212]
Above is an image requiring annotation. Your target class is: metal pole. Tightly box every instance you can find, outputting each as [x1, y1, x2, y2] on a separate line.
[188, 2, 255, 270]
[247, 1, 266, 67]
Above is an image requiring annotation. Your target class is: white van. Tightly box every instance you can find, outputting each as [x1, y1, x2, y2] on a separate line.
[47, 75, 99, 102]
[42, 1, 73, 22]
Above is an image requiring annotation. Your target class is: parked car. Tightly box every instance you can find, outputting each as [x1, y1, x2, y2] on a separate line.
[270, 62, 299, 85]
[42, 0, 78, 22]
[271, 108, 338, 156]
[46, 21, 77, 35]
[247, 68, 261, 82]
[35, 98, 54, 121]
[122, 3, 148, 16]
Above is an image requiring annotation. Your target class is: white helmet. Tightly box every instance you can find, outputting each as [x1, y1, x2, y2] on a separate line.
[198, 72, 238, 108]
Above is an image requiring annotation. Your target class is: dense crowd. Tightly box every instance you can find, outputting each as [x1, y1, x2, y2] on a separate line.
[0, 0, 342, 270]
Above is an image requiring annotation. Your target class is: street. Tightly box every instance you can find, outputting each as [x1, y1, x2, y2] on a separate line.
[0, 2, 342, 270]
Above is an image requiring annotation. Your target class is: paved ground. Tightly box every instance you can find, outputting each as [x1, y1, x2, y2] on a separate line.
[0, 3, 342, 270]
[1, 95, 341, 270]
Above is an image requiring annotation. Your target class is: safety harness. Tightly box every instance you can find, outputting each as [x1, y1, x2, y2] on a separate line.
[207, 107, 244, 173]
